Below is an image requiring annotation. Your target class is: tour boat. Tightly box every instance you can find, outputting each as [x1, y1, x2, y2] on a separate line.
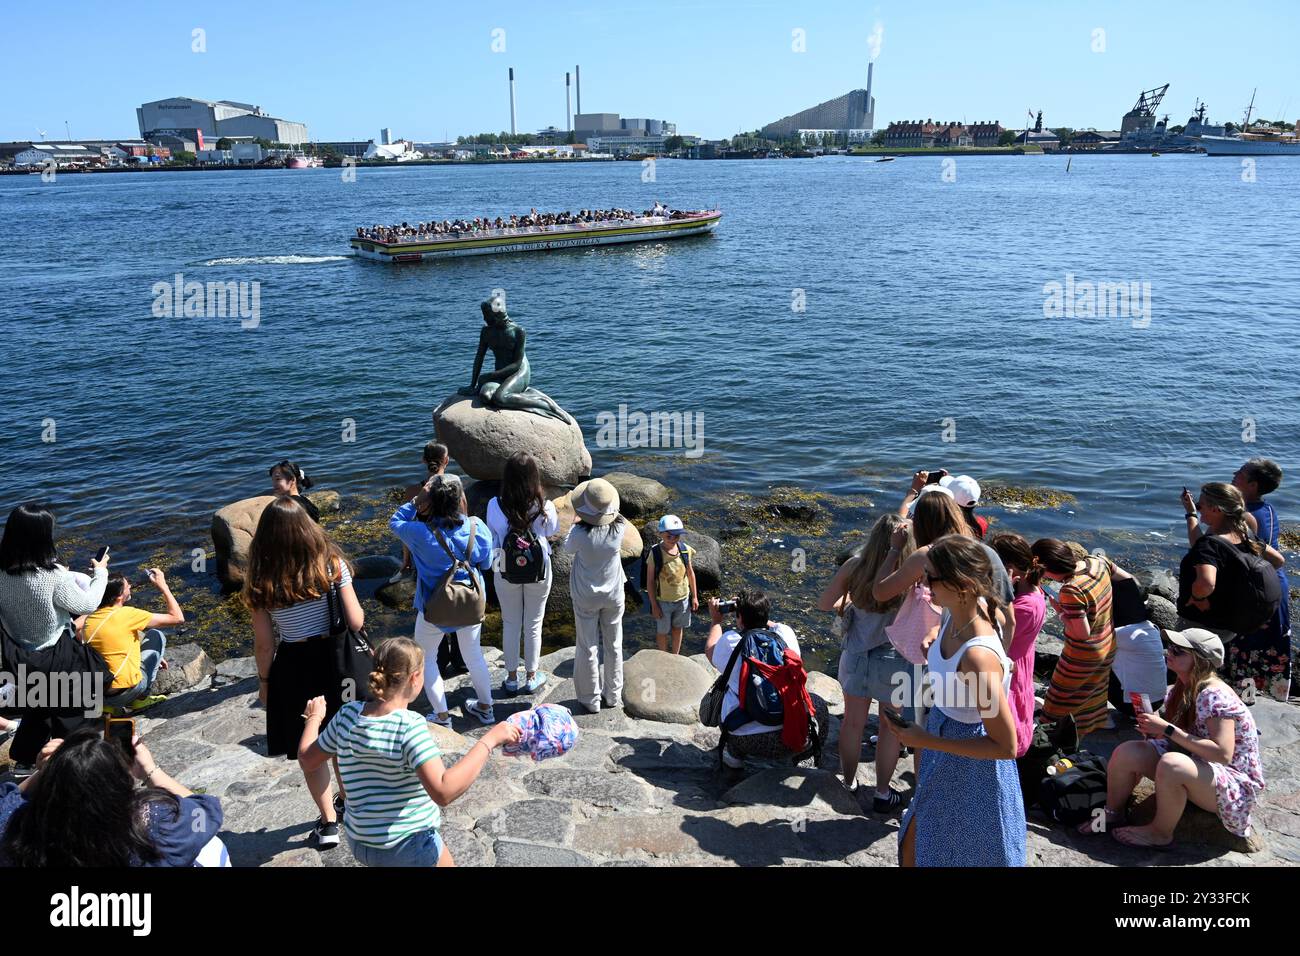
[350, 210, 722, 263]
[286, 154, 322, 168]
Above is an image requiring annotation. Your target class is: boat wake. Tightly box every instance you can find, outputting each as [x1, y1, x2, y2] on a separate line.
[201, 255, 348, 266]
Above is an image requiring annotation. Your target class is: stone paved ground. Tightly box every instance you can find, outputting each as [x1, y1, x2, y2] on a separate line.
[24, 644, 1287, 868]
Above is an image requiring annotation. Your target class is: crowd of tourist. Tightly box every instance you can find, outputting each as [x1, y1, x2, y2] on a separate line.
[0, 450, 1289, 868]
[354, 204, 702, 243]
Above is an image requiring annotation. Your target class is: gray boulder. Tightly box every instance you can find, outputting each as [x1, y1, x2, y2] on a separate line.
[638, 521, 721, 590]
[621, 649, 714, 724]
[211, 495, 276, 589]
[433, 395, 591, 487]
[350, 554, 402, 580]
[806, 671, 844, 716]
[1141, 568, 1178, 603]
[1145, 593, 1179, 630]
[149, 643, 215, 696]
[306, 489, 341, 514]
[602, 472, 673, 520]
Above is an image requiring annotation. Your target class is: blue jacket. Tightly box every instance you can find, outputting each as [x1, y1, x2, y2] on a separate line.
[390, 504, 494, 612]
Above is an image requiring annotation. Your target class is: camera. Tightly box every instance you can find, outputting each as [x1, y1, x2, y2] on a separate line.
[716, 598, 739, 615]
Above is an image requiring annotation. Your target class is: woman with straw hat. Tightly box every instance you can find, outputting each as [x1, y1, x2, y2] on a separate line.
[563, 478, 627, 713]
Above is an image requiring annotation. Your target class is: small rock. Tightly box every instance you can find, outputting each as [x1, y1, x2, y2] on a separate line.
[350, 555, 402, 580]
[150, 643, 215, 696]
[211, 656, 259, 687]
[602, 472, 674, 520]
[306, 489, 341, 513]
[621, 649, 714, 724]
[806, 671, 844, 717]
[376, 578, 416, 609]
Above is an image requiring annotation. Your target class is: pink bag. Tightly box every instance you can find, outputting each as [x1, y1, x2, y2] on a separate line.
[885, 582, 942, 666]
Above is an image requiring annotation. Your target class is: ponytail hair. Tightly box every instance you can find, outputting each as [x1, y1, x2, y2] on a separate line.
[269, 459, 313, 491]
[927, 534, 1005, 629]
[1030, 538, 1077, 578]
[1200, 482, 1264, 556]
[367, 638, 425, 702]
[988, 531, 1040, 587]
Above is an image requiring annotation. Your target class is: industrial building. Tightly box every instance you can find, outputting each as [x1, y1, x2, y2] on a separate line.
[761, 63, 876, 139]
[137, 97, 308, 145]
[573, 112, 676, 143]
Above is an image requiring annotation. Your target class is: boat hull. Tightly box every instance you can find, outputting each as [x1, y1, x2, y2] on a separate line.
[350, 213, 721, 262]
[1199, 135, 1300, 156]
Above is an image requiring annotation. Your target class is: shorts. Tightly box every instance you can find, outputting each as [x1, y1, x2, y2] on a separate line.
[654, 597, 691, 634]
[838, 641, 921, 724]
[348, 828, 445, 867]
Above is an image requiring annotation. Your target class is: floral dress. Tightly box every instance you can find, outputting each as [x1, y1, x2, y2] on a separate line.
[1152, 682, 1264, 837]
[1226, 499, 1292, 702]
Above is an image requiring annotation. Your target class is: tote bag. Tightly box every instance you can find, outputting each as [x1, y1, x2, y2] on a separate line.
[884, 582, 942, 666]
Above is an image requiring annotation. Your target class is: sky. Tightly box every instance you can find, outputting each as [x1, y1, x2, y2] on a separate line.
[2, 0, 1297, 142]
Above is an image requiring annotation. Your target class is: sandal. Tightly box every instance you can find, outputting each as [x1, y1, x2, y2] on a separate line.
[463, 698, 495, 725]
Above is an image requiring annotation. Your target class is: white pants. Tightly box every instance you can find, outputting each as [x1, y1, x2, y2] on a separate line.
[572, 593, 625, 711]
[413, 612, 493, 714]
[495, 563, 552, 675]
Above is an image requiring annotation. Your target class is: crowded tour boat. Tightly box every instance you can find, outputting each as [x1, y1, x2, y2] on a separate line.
[349, 204, 722, 262]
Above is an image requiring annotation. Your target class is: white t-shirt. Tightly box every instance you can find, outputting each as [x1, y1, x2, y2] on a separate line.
[709, 621, 800, 736]
[1112, 621, 1169, 703]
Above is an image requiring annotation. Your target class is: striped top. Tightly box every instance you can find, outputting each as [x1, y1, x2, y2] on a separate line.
[268, 562, 353, 642]
[316, 701, 442, 848]
[1057, 555, 1115, 642]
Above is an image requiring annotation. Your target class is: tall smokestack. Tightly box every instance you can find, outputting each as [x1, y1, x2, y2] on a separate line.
[566, 72, 572, 132]
[575, 64, 581, 115]
[865, 62, 875, 129]
[509, 67, 517, 135]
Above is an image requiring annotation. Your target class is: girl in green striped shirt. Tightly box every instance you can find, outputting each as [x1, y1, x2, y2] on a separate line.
[299, 638, 519, 866]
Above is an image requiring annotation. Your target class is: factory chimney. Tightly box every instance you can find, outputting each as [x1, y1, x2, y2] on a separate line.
[566, 72, 572, 132]
[575, 64, 581, 115]
[509, 67, 517, 135]
[865, 62, 876, 129]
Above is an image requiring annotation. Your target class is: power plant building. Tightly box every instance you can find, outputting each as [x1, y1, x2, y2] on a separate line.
[761, 64, 876, 139]
[136, 97, 308, 144]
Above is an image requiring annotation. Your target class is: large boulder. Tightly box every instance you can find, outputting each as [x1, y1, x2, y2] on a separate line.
[602, 472, 673, 520]
[434, 396, 591, 487]
[621, 649, 714, 723]
[1145, 594, 1179, 630]
[351, 554, 402, 580]
[1140, 568, 1178, 603]
[553, 494, 642, 561]
[638, 521, 721, 590]
[211, 495, 276, 589]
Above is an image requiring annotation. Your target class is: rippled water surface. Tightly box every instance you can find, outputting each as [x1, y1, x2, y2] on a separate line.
[2, 155, 1298, 567]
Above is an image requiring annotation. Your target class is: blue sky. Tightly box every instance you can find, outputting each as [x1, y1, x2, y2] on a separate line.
[2, 0, 1296, 141]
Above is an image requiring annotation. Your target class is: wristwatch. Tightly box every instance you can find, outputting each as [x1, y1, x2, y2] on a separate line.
[1163, 723, 1176, 738]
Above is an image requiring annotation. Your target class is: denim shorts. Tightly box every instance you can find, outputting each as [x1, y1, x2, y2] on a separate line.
[348, 828, 444, 867]
[653, 597, 691, 634]
[839, 642, 921, 724]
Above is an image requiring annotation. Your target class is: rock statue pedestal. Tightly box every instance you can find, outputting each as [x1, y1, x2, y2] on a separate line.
[433, 394, 591, 489]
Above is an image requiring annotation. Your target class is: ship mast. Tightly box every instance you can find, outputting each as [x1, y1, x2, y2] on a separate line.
[1243, 88, 1256, 131]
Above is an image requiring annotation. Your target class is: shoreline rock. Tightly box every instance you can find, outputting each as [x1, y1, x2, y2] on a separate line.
[434, 395, 591, 487]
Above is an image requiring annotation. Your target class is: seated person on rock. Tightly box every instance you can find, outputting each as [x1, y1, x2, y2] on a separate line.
[81, 569, 182, 711]
[1081, 628, 1264, 848]
[704, 591, 827, 770]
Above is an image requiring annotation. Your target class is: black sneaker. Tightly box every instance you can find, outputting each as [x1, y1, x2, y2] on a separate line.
[332, 794, 345, 819]
[873, 789, 902, 814]
[312, 817, 340, 849]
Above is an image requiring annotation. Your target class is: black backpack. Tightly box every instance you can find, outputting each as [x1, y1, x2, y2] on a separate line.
[1038, 750, 1109, 826]
[501, 509, 547, 585]
[1197, 536, 1282, 636]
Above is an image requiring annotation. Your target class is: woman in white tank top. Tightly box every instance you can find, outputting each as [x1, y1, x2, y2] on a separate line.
[890, 534, 1027, 867]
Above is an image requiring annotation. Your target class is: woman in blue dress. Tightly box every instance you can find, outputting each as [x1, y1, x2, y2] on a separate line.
[892, 534, 1026, 867]
[1230, 458, 1291, 701]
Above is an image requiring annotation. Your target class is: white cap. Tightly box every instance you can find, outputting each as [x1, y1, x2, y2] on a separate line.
[939, 474, 981, 508]
[908, 483, 954, 514]
[658, 514, 685, 533]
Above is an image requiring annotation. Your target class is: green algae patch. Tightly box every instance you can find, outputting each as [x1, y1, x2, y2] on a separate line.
[981, 484, 1077, 509]
[1279, 528, 1300, 551]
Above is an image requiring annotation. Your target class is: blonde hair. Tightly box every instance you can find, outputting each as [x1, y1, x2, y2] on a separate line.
[367, 638, 425, 702]
[1200, 482, 1264, 555]
[847, 514, 913, 612]
[1164, 649, 1221, 731]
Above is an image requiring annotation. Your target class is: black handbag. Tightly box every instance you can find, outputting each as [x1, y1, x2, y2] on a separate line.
[699, 640, 745, 727]
[325, 567, 375, 703]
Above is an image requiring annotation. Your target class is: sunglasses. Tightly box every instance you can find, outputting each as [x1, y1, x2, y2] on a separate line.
[1165, 644, 1190, 657]
[923, 570, 947, 587]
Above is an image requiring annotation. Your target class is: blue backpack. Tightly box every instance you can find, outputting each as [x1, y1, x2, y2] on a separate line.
[720, 628, 787, 732]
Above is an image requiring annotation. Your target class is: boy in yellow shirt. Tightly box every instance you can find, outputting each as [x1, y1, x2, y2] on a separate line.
[82, 568, 184, 710]
[645, 515, 698, 655]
